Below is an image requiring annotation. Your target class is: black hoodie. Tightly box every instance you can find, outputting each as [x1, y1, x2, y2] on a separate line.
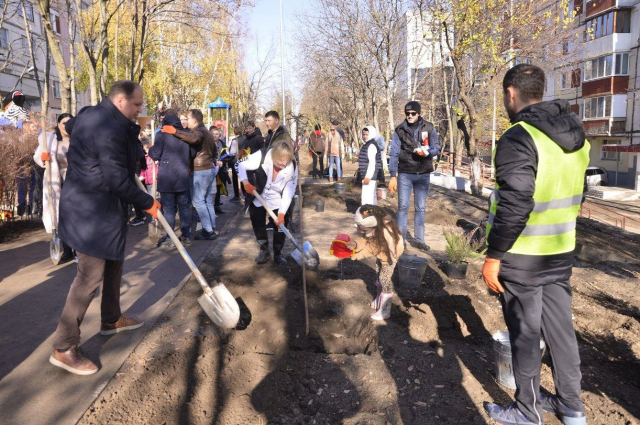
[148, 115, 193, 193]
[487, 100, 588, 283]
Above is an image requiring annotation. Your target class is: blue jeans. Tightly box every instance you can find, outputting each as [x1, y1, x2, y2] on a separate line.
[397, 172, 430, 243]
[191, 168, 216, 232]
[328, 156, 341, 178]
[161, 191, 191, 238]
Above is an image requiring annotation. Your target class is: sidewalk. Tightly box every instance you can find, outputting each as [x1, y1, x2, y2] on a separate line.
[0, 199, 242, 425]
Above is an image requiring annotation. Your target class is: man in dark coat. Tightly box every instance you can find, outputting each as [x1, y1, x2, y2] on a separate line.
[241, 121, 264, 155]
[149, 114, 194, 247]
[50, 81, 161, 376]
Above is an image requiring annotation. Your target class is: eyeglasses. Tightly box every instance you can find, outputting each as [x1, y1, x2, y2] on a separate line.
[330, 129, 336, 132]
[405, 111, 418, 117]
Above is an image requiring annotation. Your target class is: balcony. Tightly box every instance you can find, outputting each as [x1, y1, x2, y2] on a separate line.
[583, 118, 626, 136]
[586, 0, 616, 17]
[582, 76, 629, 97]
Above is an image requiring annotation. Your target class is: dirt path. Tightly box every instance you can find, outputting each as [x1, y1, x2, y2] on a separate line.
[79, 177, 639, 424]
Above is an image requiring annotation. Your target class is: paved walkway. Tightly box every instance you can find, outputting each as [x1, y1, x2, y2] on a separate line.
[0, 199, 242, 425]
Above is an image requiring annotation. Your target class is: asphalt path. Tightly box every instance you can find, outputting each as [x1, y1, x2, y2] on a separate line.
[0, 198, 242, 425]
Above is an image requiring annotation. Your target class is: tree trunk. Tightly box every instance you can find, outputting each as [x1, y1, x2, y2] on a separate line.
[99, 0, 109, 96]
[66, 0, 77, 114]
[21, 2, 44, 115]
[35, 0, 72, 112]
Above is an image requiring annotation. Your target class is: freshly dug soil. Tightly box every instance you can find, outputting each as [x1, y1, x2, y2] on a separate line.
[79, 167, 639, 424]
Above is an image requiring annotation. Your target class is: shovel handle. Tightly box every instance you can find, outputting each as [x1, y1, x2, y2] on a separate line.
[134, 178, 212, 294]
[252, 191, 304, 253]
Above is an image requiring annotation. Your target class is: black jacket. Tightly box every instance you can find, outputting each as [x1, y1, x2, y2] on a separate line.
[390, 118, 439, 176]
[149, 115, 193, 193]
[58, 98, 154, 261]
[243, 128, 264, 154]
[488, 100, 588, 284]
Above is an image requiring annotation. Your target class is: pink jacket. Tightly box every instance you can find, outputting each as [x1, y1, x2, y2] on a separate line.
[140, 154, 158, 184]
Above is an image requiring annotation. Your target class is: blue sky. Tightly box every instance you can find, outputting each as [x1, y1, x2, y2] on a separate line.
[244, 0, 308, 110]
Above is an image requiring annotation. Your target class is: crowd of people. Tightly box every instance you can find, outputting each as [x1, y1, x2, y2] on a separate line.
[2, 63, 591, 425]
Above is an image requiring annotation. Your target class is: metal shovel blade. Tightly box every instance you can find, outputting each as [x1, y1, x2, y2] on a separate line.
[148, 220, 162, 244]
[197, 283, 240, 329]
[50, 233, 62, 265]
[290, 241, 320, 270]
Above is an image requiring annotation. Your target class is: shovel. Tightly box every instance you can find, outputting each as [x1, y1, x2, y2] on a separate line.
[252, 192, 319, 269]
[39, 118, 62, 265]
[147, 121, 162, 244]
[135, 178, 240, 329]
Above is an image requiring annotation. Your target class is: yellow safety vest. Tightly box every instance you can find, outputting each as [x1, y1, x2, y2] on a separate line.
[487, 122, 590, 256]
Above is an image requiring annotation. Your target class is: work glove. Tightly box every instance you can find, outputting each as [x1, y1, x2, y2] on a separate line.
[41, 152, 50, 162]
[363, 177, 371, 185]
[145, 200, 161, 219]
[161, 125, 176, 135]
[244, 181, 256, 195]
[275, 212, 286, 227]
[388, 177, 397, 194]
[482, 257, 504, 293]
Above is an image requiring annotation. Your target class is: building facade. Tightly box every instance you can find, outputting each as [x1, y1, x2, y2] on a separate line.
[0, 0, 90, 117]
[545, 0, 640, 188]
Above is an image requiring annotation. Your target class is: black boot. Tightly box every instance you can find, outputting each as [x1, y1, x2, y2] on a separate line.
[255, 240, 270, 264]
[273, 241, 287, 265]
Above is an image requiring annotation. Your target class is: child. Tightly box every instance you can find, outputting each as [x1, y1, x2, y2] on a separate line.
[346, 204, 404, 321]
[140, 140, 158, 196]
[359, 126, 383, 206]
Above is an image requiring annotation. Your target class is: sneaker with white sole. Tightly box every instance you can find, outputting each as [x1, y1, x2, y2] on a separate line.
[49, 345, 98, 375]
[540, 393, 586, 425]
[100, 314, 144, 335]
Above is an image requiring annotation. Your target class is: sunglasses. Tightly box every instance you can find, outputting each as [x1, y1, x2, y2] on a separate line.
[330, 129, 336, 132]
[405, 111, 418, 117]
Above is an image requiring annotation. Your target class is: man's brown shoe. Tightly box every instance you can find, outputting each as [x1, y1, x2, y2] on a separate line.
[100, 314, 144, 335]
[49, 346, 98, 375]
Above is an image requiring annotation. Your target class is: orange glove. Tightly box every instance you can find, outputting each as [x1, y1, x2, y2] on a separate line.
[41, 152, 51, 162]
[363, 177, 371, 185]
[275, 212, 286, 227]
[415, 150, 425, 157]
[244, 181, 256, 195]
[482, 257, 504, 293]
[161, 125, 176, 135]
[145, 200, 161, 219]
[388, 177, 397, 194]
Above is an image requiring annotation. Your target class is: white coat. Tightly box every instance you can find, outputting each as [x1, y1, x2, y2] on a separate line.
[33, 131, 69, 233]
[238, 149, 297, 213]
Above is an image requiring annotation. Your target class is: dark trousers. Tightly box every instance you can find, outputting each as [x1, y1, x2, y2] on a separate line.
[249, 203, 291, 256]
[311, 152, 324, 177]
[231, 161, 241, 198]
[501, 278, 584, 423]
[52, 252, 124, 350]
[161, 191, 191, 238]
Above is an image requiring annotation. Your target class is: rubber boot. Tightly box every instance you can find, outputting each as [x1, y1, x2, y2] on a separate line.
[273, 240, 287, 265]
[255, 240, 271, 264]
[370, 281, 382, 309]
[370, 293, 393, 321]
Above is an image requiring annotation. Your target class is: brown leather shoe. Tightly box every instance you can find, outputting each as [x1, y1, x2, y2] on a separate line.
[49, 346, 98, 375]
[100, 314, 144, 336]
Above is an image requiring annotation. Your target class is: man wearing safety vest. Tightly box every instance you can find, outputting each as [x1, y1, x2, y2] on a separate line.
[483, 64, 589, 425]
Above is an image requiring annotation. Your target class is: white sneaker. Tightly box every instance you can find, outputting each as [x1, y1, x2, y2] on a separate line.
[370, 293, 393, 321]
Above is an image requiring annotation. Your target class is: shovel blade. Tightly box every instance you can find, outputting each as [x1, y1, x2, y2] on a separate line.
[198, 283, 240, 329]
[290, 241, 319, 270]
[148, 221, 162, 244]
[50, 235, 62, 265]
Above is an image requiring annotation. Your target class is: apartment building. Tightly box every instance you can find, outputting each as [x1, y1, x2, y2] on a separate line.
[546, 0, 640, 188]
[0, 0, 90, 116]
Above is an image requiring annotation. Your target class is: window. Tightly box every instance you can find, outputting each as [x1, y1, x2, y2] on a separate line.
[20, 36, 28, 49]
[52, 81, 61, 99]
[51, 11, 61, 34]
[0, 28, 7, 49]
[584, 53, 629, 80]
[18, 3, 35, 21]
[601, 140, 620, 160]
[585, 10, 630, 41]
[584, 96, 612, 119]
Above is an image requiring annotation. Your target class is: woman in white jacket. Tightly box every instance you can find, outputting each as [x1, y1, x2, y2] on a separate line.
[239, 141, 297, 265]
[34, 113, 74, 262]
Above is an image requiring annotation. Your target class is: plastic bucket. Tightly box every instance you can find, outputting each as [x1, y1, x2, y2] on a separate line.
[397, 254, 428, 288]
[377, 187, 388, 200]
[335, 182, 346, 194]
[492, 331, 545, 389]
[315, 200, 325, 212]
